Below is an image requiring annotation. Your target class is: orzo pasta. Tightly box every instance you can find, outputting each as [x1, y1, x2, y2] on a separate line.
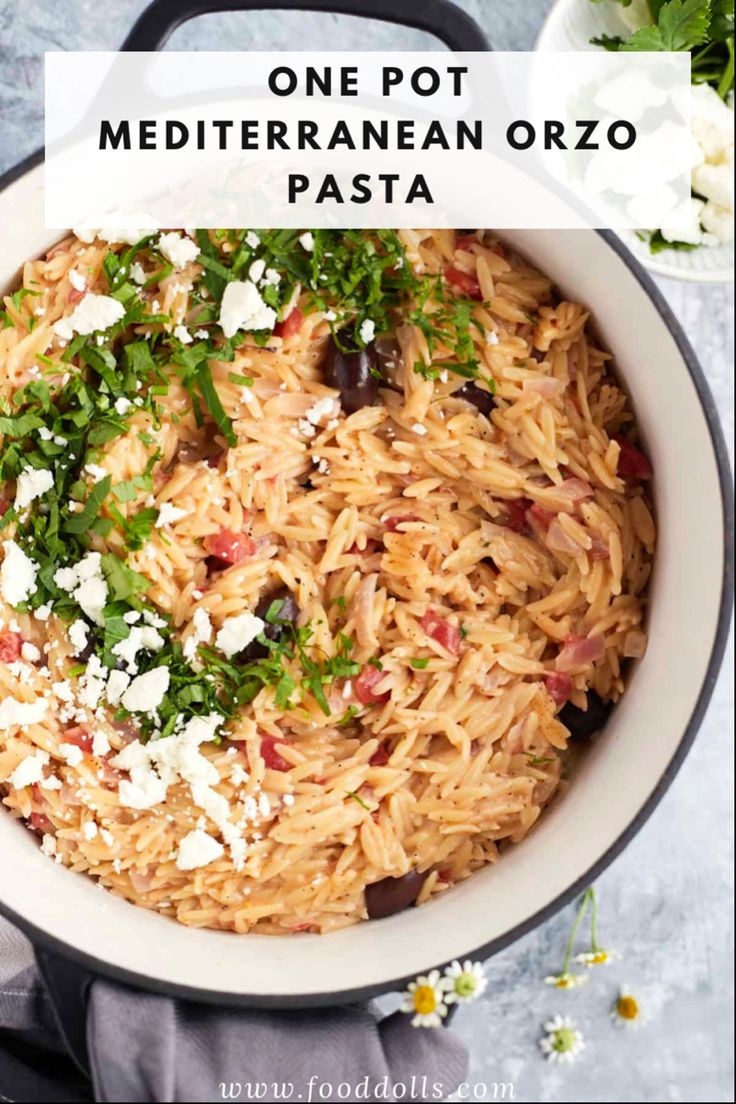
[0, 228, 654, 933]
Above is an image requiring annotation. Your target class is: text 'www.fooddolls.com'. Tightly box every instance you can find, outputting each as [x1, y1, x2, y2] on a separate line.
[219, 1077, 516, 1100]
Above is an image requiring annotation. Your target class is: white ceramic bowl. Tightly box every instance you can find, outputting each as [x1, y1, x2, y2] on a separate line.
[0, 154, 732, 1007]
[536, 0, 735, 283]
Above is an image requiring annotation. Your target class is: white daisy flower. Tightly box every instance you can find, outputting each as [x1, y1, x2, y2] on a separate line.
[610, 985, 648, 1029]
[544, 972, 589, 990]
[440, 960, 487, 1004]
[539, 1015, 586, 1064]
[400, 969, 449, 1028]
[575, 948, 619, 968]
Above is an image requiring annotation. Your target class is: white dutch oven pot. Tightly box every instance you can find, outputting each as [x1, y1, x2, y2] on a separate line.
[0, 0, 732, 1012]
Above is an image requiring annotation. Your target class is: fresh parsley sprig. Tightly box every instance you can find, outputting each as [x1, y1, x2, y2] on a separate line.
[591, 0, 734, 98]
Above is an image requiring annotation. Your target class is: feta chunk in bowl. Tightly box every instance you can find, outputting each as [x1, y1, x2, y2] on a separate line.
[535, 0, 735, 282]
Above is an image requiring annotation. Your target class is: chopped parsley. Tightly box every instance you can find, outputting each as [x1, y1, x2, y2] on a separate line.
[346, 790, 372, 811]
[1, 224, 501, 750]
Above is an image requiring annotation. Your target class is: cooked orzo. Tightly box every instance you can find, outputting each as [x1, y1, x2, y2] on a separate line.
[0, 228, 654, 933]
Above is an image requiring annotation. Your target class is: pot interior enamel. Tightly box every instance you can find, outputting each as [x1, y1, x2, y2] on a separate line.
[0, 162, 727, 1004]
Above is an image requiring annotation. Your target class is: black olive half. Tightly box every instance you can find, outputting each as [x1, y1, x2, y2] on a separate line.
[323, 337, 380, 414]
[240, 587, 300, 662]
[365, 870, 428, 920]
[455, 381, 496, 417]
[558, 691, 612, 742]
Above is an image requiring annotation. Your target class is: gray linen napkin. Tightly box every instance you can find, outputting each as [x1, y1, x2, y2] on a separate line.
[0, 916, 468, 1103]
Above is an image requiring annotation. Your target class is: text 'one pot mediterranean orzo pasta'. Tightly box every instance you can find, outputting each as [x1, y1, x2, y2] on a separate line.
[0, 228, 655, 933]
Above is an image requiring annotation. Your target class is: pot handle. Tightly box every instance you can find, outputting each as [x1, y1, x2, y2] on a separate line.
[121, 0, 491, 53]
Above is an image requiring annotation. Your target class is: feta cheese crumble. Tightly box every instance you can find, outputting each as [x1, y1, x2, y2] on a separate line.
[84, 462, 108, 484]
[173, 324, 193, 345]
[21, 642, 41, 664]
[218, 280, 277, 339]
[41, 834, 57, 858]
[183, 607, 213, 661]
[120, 666, 170, 713]
[157, 232, 199, 269]
[53, 552, 108, 626]
[14, 466, 54, 512]
[106, 670, 131, 707]
[156, 503, 189, 528]
[68, 619, 90, 655]
[215, 611, 265, 658]
[68, 268, 87, 292]
[52, 294, 125, 342]
[73, 225, 156, 246]
[6, 749, 49, 786]
[59, 742, 84, 767]
[359, 318, 376, 344]
[662, 84, 734, 247]
[248, 258, 266, 283]
[111, 624, 165, 674]
[299, 231, 314, 251]
[176, 829, 224, 870]
[305, 396, 337, 426]
[1, 541, 39, 606]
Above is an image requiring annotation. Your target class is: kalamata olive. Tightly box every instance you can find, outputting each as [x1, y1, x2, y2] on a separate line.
[365, 870, 428, 920]
[558, 691, 611, 742]
[240, 587, 300, 662]
[323, 337, 380, 414]
[455, 381, 496, 417]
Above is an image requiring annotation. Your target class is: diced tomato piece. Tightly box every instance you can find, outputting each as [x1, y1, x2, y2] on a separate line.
[612, 433, 652, 479]
[488, 241, 506, 258]
[273, 307, 304, 340]
[504, 499, 531, 533]
[30, 812, 52, 834]
[67, 286, 85, 305]
[63, 725, 93, 754]
[420, 611, 462, 655]
[437, 867, 454, 884]
[260, 735, 291, 772]
[369, 743, 390, 766]
[354, 665, 390, 705]
[203, 529, 257, 565]
[0, 494, 9, 517]
[444, 265, 482, 301]
[206, 449, 224, 469]
[384, 515, 420, 533]
[455, 234, 478, 252]
[0, 631, 23, 663]
[544, 671, 573, 705]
